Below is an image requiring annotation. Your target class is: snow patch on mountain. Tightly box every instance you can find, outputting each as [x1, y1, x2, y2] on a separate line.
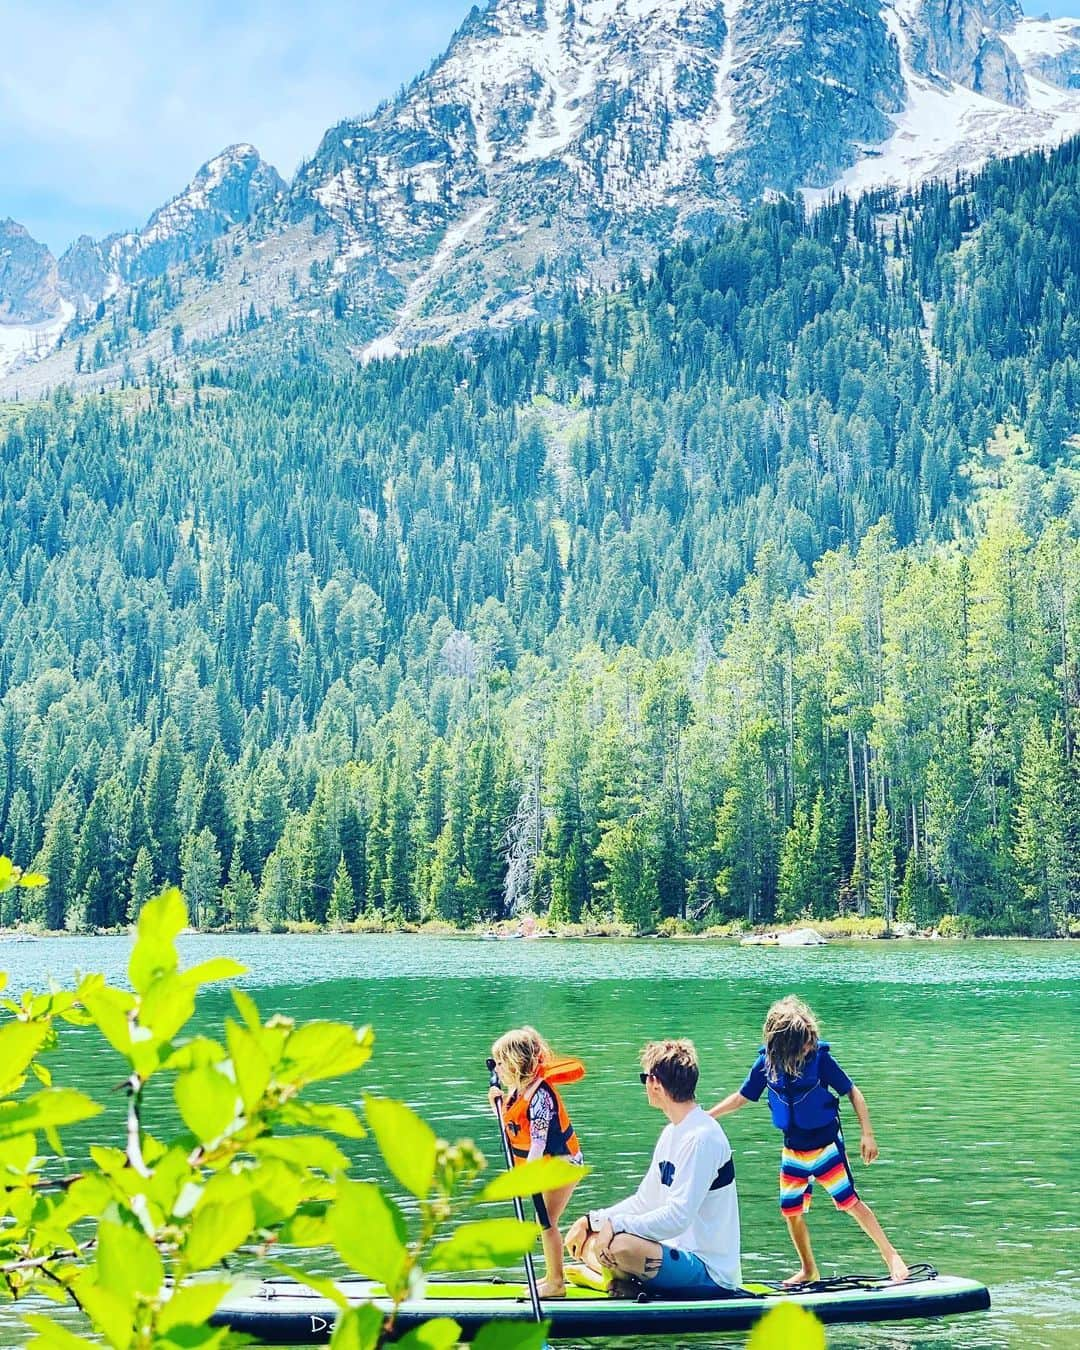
[707, 0, 745, 157]
[0, 301, 74, 378]
[806, 9, 1080, 201]
[1004, 18, 1080, 65]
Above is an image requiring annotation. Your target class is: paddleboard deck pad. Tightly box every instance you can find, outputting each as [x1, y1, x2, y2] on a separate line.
[211, 1270, 990, 1343]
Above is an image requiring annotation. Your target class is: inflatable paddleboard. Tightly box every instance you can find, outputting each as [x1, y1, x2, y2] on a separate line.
[211, 1269, 990, 1343]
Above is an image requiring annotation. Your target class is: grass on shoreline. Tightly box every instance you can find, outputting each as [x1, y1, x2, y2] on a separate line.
[4, 916, 1074, 940]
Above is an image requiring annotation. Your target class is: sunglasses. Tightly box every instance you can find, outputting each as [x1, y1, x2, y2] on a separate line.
[639, 1072, 654, 1085]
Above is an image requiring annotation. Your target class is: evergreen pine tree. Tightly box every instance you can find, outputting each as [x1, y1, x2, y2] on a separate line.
[129, 846, 155, 921]
[329, 853, 355, 926]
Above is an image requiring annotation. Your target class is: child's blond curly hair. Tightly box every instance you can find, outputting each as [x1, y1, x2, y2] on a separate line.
[491, 1026, 550, 1089]
[763, 995, 821, 1078]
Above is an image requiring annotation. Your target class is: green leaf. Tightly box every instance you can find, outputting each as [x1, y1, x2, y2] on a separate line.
[129, 931, 179, 996]
[29, 1060, 52, 1087]
[157, 1281, 232, 1333]
[225, 1019, 272, 1113]
[248, 1159, 304, 1228]
[0, 1131, 35, 1174]
[747, 1305, 827, 1350]
[46, 1173, 116, 1231]
[271, 1099, 366, 1138]
[89, 1144, 128, 1176]
[251, 1134, 350, 1174]
[269, 1263, 349, 1312]
[175, 1065, 238, 1144]
[471, 1323, 553, 1350]
[0, 1088, 102, 1141]
[24, 1316, 93, 1350]
[138, 887, 188, 943]
[0, 1022, 49, 1096]
[277, 1207, 334, 1247]
[478, 1157, 587, 1203]
[182, 1196, 255, 1271]
[330, 1180, 408, 1288]
[155, 1328, 236, 1350]
[197, 1168, 254, 1212]
[128, 891, 186, 999]
[230, 988, 262, 1033]
[364, 1095, 436, 1199]
[281, 1021, 374, 1085]
[181, 957, 247, 988]
[428, 1218, 540, 1272]
[329, 1304, 383, 1350]
[73, 1276, 134, 1349]
[395, 1318, 463, 1350]
[96, 1219, 165, 1306]
[81, 986, 136, 1059]
[140, 974, 197, 1045]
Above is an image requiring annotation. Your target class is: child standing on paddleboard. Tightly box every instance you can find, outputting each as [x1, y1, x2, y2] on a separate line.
[708, 995, 908, 1286]
[490, 1026, 584, 1298]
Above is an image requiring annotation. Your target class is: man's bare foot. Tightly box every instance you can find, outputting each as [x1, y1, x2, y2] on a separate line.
[782, 1267, 819, 1287]
[537, 1279, 567, 1299]
[887, 1254, 910, 1284]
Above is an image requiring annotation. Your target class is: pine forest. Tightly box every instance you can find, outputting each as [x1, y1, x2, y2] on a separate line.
[4, 139, 1080, 939]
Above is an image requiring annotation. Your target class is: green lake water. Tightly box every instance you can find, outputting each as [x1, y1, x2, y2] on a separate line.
[0, 934, 1075, 1349]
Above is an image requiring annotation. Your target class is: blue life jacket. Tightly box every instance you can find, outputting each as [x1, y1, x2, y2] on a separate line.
[764, 1042, 840, 1135]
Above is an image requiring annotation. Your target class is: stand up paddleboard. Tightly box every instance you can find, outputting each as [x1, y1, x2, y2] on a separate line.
[211, 1265, 990, 1344]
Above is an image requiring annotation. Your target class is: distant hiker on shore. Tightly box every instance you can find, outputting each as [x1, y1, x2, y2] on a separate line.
[489, 1026, 585, 1297]
[708, 995, 909, 1286]
[565, 1038, 742, 1295]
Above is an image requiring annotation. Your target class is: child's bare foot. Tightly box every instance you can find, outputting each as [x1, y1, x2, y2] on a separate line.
[887, 1254, 910, 1284]
[537, 1279, 567, 1299]
[782, 1267, 819, 1287]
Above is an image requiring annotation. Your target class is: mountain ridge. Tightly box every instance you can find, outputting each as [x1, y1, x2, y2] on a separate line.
[4, 0, 1080, 393]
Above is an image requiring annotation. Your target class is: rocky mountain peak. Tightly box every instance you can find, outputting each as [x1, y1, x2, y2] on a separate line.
[7, 0, 1080, 394]
[142, 143, 285, 246]
[55, 144, 285, 314]
[0, 218, 60, 325]
[897, 0, 1027, 106]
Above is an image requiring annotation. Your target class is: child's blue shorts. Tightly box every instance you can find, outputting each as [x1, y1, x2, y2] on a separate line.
[648, 1245, 729, 1295]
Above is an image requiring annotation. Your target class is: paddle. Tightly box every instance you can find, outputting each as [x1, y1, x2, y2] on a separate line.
[486, 1056, 544, 1322]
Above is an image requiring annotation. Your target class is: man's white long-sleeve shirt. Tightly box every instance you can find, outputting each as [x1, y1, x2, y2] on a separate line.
[590, 1105, 742, 1288]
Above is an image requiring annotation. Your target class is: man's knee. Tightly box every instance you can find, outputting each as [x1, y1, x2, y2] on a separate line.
[609, 1233, 639, 1265]
[606, 1232, 662, 1277]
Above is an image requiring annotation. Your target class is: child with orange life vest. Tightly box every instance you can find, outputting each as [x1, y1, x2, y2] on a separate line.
[708, 996, 909, 1286]
[489, 1026, 584, 1298]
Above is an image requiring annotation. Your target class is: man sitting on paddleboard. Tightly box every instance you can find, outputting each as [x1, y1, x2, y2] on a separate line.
[564, 1039, 742, 1295]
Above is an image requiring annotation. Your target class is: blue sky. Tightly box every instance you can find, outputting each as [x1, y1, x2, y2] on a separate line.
[0, 0, 468, 253]
[1, 0, 1079, 255]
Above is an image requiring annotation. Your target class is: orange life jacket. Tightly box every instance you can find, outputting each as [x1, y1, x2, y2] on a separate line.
[502, 1056, 584, 1163]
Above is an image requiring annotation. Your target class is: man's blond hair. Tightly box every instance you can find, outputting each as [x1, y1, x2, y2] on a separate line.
[641, 1038, 699, 1102]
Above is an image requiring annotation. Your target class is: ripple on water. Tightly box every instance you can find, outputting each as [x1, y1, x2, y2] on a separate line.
[0, 933, 1076, 994]
[0, 933, 1074, 1350]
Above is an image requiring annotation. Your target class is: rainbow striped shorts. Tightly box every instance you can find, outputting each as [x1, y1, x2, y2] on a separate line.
[779, 1138, 858, 1216]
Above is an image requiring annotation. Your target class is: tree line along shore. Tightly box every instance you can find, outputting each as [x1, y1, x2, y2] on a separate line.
[2, 143, 1080, 938]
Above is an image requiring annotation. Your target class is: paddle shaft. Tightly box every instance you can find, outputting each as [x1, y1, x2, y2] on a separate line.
[488, 1060, 544, 1322]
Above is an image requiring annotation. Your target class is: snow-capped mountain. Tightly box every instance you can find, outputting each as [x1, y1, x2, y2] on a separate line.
[0, 146, 283, 377]
[0, 218, 74, 375]
[5, 0, 1080, 393]
[58, 144, 285, 312]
